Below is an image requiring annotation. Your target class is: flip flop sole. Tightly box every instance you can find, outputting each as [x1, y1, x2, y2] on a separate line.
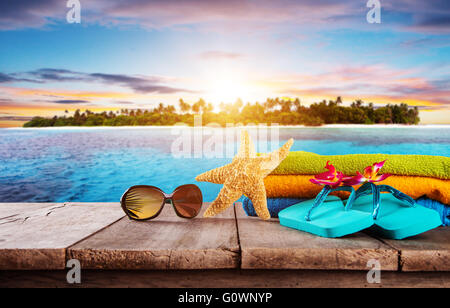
[352, 193, 442, 240]
[279, 195, 373, 238]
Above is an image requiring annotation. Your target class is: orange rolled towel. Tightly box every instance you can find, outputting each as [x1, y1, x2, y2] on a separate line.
[264, 175, 450, 205]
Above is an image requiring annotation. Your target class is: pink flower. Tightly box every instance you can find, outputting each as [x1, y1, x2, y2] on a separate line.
[309, 161, 344, 188]
[343, 160, 392, 186]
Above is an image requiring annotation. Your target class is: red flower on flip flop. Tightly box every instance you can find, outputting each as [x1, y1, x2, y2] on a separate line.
[309, 161, 344, 188]
[343, 160, 392, 186]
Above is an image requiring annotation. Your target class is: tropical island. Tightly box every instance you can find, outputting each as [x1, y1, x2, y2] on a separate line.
[23, 97, 420, 127]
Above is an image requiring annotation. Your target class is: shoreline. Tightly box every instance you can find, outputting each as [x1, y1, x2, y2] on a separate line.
[2, 124, 450, 130]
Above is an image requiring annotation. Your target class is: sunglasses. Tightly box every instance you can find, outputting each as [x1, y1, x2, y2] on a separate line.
[120, 184, 203, 220]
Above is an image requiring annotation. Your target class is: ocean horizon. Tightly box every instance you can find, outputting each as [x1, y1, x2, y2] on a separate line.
[3, 123, 450, 130]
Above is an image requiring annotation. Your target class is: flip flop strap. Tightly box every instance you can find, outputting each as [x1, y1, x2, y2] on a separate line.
[305, 185, 356, 222]
[377, 184, 416, 210]
[354, 182, 380, 219]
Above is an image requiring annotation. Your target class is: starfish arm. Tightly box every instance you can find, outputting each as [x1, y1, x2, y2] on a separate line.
[236, 130, 256, 158]
[195, 164, 232, 184]
[244, 179, 270, 220]
[260, 138, 294, 176]
[203, 184, 243, 217]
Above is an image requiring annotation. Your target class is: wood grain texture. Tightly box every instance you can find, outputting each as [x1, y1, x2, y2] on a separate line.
[1, 269, 449, 288]
[0, 202, 124, 270]
[235, 204, 398, 270]
[68, 203, 240, 270]
[380, 227, 450, 272]
[0, 203, 61, 219]
[0, 202, 448, 273]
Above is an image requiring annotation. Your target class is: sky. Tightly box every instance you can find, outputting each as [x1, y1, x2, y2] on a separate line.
[0, 0, 449, 126]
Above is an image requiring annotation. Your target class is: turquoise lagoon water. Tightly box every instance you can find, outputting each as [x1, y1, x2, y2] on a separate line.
[0, 126, 449, 202]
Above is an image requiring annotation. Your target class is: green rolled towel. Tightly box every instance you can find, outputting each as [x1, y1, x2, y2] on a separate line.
[271, 151, 450, 180]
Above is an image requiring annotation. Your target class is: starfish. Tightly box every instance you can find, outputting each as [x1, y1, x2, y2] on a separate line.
[196, 130, 294, 220]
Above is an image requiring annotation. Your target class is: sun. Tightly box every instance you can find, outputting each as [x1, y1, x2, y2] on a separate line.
[203, 68, 255, 106]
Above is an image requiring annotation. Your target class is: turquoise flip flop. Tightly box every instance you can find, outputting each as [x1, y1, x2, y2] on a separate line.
[279, 185, 373, 238]
[351, 183, 442, 240]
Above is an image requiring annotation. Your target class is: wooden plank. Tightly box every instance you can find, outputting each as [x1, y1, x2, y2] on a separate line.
[0, 203, 124, 270]
[0, 203, 60, 219]
[235, 205, 398, 270]
[380, 227, 450, 272]
[1, 269, 449, 288]
[68, 203, 240, 270]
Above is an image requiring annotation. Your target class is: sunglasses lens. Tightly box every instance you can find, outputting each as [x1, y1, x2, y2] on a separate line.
[172, 185, 203, 218]
[123, 187, 164, 220]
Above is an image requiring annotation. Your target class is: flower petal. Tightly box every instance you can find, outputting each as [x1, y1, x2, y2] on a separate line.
[325, 160, 338, 177]
[329, 172, 344, 188]
[342, 171, 366, 186]
[370, 173, 392, 183]
[363, 165, 374, 179]
[315, 170, 335, 180]
[310, 178, 331, 186]
[373, 160, 386, 174]
[310, 161, 346, 187]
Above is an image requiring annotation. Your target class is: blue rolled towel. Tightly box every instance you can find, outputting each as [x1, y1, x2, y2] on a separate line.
[243, 196, 449, 226]
[242, 197, 307, 218]
[416, 197, 450, 226]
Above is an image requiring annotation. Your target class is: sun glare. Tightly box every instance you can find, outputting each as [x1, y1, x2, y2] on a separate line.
[203, 68, 257, 106]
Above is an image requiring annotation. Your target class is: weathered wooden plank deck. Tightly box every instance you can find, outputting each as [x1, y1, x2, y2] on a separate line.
[380, 228, 450, 271]
[0, 202, 449, 287]
[235, 205, 398, 270]
[2, 269, 449, 288]
[0, 203, 123, 270]
[68, 204, 239, 270]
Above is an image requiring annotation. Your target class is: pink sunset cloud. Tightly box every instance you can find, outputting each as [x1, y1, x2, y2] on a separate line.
[2, 0, 449, 34]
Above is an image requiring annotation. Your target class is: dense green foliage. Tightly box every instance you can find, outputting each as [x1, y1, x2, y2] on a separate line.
[23, 97, 420, 127]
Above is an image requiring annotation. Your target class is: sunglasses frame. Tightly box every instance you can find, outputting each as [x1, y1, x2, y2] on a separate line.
[120, 184, 203, 221]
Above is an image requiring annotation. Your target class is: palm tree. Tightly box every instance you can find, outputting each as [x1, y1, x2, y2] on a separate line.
[263, 98, 276, 111]
[293, 98, 301, 112]
[198, 98, 206, 113]
[157, 103, 164, 113]
[166, 105, 176, 113]
[204, 103, 214, 113]
[281, 99, 293, 112]
[178, 99, 191, 113]
[192, 102, 200, 114]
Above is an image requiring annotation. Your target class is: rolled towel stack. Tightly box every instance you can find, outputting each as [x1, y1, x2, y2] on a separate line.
[243, 151, 450, 225]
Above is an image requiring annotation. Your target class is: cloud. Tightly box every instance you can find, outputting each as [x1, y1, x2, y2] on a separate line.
[0, 98, 16, 106]
[0, 0, 64, 30]
[52, 99, 90, 104]
[2, 0, 448, 34]
[89, 72, 193, 94]
[0, 72, 39, 83]
[110, 100, 136, 105]
[264, 64, 450, 107]
[1, 68, 195, 94]
[0, 73, 16, 83]
[387, 0, 450, 33]
[399, 37, 450, 49]
[27, 68, 86, 82]
[199, 51, 244, 60]
[0, 116, 33, 121]
[406, 14, 450, 33]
